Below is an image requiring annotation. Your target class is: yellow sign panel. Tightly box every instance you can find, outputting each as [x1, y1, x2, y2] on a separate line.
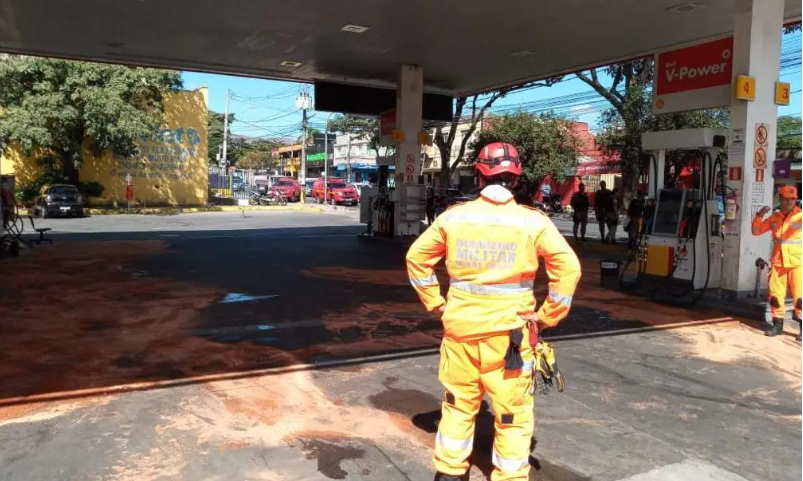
[645, 245, 673, 277]
[392, 129, 405, 142]
[734, 75, 755, 101]
[775, 81, 790, 105]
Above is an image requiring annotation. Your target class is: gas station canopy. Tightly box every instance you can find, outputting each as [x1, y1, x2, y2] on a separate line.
[0, 0, 799, 96]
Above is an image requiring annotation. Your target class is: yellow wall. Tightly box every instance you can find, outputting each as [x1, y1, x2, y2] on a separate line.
[0, 145, 51, 186]
[80, 88, 209, 206]
[1, 88, 209, 206]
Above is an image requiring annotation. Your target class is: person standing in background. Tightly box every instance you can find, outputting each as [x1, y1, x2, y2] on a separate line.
[605, 188, 620, 244]
[626, 190, 645, 249]
[594, 181, 612, 243]
[570, 183, 590, 241]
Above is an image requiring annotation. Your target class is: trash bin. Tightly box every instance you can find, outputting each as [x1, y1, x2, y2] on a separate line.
[599, 259, 620, 288]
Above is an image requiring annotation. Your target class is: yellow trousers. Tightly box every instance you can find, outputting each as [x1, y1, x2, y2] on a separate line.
[434, 328, 535, 481]
[767, 266, 802, 320]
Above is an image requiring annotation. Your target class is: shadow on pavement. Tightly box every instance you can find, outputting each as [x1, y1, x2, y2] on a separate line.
[0, 225, 735, 409]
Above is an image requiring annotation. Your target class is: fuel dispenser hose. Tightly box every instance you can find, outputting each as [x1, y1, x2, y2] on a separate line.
[619, 151, 717, 307]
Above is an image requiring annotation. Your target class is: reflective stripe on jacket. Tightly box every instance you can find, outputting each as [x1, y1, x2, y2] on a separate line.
[405, 185, 582, 341]
[752, 206, 802, 268]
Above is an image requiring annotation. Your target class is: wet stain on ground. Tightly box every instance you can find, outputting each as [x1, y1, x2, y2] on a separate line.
[368, 377, 441, 417]
[294, 437, 366, 480]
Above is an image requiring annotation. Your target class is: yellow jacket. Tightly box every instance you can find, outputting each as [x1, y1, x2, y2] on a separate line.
[752, 205, 802, 268]
[406, 185, 582, 341]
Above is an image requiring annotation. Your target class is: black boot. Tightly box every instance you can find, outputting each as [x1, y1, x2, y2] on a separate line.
[794, 314, 801, 342]
[434, 473, 466, 481]
[765, 318, 784, 337]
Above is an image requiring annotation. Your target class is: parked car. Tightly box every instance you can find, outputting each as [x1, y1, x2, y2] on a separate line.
[271, 178, 302, 202]
[348, 182, 372, 201]
[33, 184, 84, 218]
[304, 178, 317, 197]
[433, 188, 471, 217]
[312, 179, 358, 206]
[232, 176, 245, 192]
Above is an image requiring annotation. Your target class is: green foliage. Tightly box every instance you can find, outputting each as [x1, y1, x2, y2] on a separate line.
[237, 140, 280, 170]
[777, 115, 801, 150]
[326, 114, 394, 156]
[327, 115, 379, 143]
[15, 169, 104, 204]
[208, 110, 237, 165]
[0, 56, 181, 181]
[78, 181, 105, 199]
[594, 90, 729, 188]
[469, 112, 581, 192]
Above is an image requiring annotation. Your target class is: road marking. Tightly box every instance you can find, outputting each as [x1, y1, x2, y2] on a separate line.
[218, 293, 280, 304]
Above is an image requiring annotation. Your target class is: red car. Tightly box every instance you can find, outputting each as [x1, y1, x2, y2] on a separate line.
[312, 179, 357, 206]
[270, 178, 301, 202]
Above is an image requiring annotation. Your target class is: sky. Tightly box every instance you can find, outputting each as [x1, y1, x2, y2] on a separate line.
[181, 30, 802, 140]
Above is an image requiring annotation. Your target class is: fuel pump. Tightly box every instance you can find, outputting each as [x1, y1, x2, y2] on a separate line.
[620, 128, 726, 305]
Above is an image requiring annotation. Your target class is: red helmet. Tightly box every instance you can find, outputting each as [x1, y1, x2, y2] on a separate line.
[475, 142, 522, 177]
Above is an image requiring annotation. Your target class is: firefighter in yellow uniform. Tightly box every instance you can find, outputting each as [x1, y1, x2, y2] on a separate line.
[752, 185, 802, 340]
[406, 142, 582, 481]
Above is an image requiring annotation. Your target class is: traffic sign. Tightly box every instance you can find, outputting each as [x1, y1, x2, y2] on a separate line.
[125, 184, 135, 201]
[753, 147, 767, 169]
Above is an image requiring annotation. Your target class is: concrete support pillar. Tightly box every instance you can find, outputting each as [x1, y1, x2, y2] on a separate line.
[721, 0, 783, 295]
[394, 64, 424, 236]
[648, 150, 666, 199]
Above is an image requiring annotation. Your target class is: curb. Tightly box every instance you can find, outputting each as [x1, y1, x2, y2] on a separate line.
[19, 205, 325, 216]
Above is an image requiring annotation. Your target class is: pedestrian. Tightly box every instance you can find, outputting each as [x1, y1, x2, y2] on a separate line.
[751, 185, 802, 340]
[594, 181, 612, 243]
[626, 190, 645, 249]
[426, 183, 435, 225]
[570, 183, 590, 241]
[406, 142, 582, 481]
[606, 188, 620, 244]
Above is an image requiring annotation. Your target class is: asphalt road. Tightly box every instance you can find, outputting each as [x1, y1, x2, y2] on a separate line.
[0, 210, 799, 481]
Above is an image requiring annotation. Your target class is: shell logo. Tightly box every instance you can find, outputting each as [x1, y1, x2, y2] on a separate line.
[656, 99, 665, 109]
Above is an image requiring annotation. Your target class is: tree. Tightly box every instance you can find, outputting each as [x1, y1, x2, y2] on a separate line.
[469, 112, 582, 193]
[594, 94, 730, 189]
[433, 79, 561, 186]
[236, 139, 280, 170]
[777, 115, 801, 150]
[326, 115, 383, 150]
[576, 59, 653, 199]
[208, 111, 237, 165]
[0, 57, 182, 182]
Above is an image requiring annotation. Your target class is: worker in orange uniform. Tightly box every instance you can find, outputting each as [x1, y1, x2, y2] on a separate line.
[752, 185, 802, 340]
[406, 142, 582, 481]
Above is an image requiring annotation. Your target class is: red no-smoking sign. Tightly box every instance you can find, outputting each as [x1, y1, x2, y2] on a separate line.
[753, 147, 767, 169]
[755, 124, 768, 146]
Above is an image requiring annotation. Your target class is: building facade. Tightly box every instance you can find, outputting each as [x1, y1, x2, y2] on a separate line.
[2, 87, 209, 206]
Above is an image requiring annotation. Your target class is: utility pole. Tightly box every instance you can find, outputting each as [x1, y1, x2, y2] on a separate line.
[347, 133, 352, 182]
[295, 88, 312, 202]
[222, 89, 230, 174]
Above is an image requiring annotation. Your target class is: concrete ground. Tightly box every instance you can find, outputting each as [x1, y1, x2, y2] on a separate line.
[0, 211, 799, 481]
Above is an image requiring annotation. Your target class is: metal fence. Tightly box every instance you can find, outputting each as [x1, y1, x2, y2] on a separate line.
[209, 169, 251, 201]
